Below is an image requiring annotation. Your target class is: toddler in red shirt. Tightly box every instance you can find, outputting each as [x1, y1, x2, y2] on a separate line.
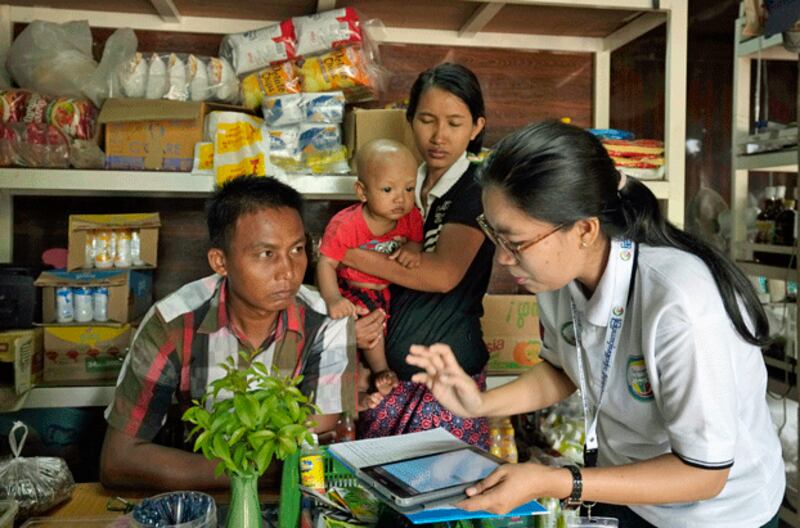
[317, 139, 423, 409]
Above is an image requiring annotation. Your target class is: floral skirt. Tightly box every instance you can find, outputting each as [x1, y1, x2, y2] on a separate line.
[357, 371, 490, 450]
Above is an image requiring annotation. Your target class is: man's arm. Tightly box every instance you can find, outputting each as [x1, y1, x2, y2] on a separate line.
[342, 223, 485, 293]
[100, 426, 229, 490]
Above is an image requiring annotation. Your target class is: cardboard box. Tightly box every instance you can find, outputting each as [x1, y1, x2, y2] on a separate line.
[67, 212, 161, 271]
[36, 269, 153, 325]
[480, 294, 542, 374]
[99, 98, 246, 171]
[0, 328, 43, 409]
[344, 108, 422, 171]
[43, 325, 131, 383]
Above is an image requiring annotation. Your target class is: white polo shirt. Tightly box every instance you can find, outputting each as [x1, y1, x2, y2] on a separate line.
[537, 243, 784, 528]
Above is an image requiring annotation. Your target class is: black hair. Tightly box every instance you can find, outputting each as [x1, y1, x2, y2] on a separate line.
[206, 176, 304, 250]
[406, 62, 486, 154]
[478, 120, 768, 347]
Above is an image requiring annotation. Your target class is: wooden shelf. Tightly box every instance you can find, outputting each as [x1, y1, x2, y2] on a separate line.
[23, 383, 117, 409]
[737, 32, 796, 60]
[738, 242, 798, 256]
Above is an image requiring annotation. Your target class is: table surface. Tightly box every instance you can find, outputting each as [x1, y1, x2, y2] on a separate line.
[41, 482, 281, 519]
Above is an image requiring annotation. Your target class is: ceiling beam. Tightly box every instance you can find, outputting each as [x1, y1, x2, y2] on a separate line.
[602, 12, 665, 51]
[459, 2, 505, 38]
[460, 0, 663, 10]
[316, 0, 337, 12]
[149, 0, 181, 23]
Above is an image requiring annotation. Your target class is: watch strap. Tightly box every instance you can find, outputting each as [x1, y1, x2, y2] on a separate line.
[561, 464, 583, 510]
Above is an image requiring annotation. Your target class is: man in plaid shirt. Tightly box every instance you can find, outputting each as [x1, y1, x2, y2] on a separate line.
[100, 176, 358, 490]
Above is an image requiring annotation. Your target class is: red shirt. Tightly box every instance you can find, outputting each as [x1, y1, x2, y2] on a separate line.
[319, 203, 424, 285]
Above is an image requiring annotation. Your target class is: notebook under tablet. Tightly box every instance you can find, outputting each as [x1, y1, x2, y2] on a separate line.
[358, 446, 505, 508]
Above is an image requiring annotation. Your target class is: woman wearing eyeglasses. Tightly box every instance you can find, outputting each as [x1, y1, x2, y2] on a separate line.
[340, 63, 494, 447]
[407, 121, 783, 527]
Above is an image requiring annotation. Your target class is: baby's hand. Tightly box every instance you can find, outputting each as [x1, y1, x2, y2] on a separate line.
[326, 296, 359, 319]
[374, 370, 399, 396]
[393, 248, 421, 269]
[358, 391, 384, 411]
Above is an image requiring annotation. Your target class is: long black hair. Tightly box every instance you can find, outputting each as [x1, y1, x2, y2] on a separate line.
[406, 63, 486, 154]
[479, 120, 768, 347]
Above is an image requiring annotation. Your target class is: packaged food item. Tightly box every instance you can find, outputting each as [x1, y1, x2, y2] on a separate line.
[220, 19, 297, 76]
[94, 230, 116, 269]
[166, 53, 188, 101]
[192, 141, 215, 175]
[0, 90, 30, 122]
[120, 52, 148, 98]
[114, 229, 131, 268]
[303, 91, 345, 123]
[299, 433, 326, 494]
[206, 111, 270, 184]
[293, 7, 362, 57]
[0, 123, 70, 168]
[0, 422, 75, 518]
[45, 97, 98, 140]
[262, 93, 305, 127]
[187, 55, 211, 102]
[93, 286, 109, 322]
[55, 287, 74, 323]
[297, 46, 372, 97]
[206, 57, 238, 103]
[23, 93, 50, 124]
[73, 287, 94, 322]
[266, 126, 301, 172]
[145, 53, 168, 100]
[240, 61, 300, 109]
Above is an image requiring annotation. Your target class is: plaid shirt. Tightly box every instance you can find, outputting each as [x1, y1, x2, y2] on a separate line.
[105, 274, 357, 441]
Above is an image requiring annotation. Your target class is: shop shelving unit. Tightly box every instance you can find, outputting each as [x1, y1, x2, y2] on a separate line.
[0, 0, 687, 408]
[729, 4, 799, 524]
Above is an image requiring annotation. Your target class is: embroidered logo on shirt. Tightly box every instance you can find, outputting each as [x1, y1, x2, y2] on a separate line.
[560, 321, 576, 346]
[626, 355, 654, 401]
[433, 200, 452, 224]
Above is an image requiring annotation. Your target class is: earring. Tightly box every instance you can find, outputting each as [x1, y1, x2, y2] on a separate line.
[580, 240, 588, 248]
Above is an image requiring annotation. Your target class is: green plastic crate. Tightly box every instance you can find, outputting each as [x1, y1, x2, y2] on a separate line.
[276, 448, 519, 528]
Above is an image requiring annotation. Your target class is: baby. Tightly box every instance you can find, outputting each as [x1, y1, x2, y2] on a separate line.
[317, 139, 423, 409]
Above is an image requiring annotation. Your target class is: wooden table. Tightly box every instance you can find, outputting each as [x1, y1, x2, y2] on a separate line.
[42, 482, 280, 519]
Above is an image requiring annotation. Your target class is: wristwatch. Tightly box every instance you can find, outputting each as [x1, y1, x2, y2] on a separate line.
[561, 464, 583, 510]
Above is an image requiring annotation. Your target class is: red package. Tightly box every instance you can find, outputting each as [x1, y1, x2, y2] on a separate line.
[0, 90, 30, 122]
[293, 7, 361, 57]
[46, 97, 98, 140]
[0, 123, 70, 168]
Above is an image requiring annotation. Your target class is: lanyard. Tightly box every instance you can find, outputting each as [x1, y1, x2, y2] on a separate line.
[570, 239, 637, 467]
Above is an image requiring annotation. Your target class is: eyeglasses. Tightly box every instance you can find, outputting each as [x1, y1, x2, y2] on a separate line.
[476, 214, 563, 262]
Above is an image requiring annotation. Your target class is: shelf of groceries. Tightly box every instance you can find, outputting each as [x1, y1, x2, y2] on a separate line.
[20, 375, 519, 409]
[0, 168, 671, 200]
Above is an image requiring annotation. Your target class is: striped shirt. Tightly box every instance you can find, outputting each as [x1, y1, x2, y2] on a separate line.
[105, 274, 357, 441]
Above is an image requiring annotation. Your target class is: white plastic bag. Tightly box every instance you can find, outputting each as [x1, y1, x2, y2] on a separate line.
[6, 20, 97, 98]
[206, 111, 270, 184]
[83, 27, 138, 107]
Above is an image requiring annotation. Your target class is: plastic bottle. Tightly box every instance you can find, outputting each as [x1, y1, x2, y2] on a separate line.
[93, 287, 109, 322]
[334, 412, 356, 442]
[115, 229, 132, 268]
[94, 230, 115, 269]
[56, 287, 74, 323]
[74, 287, 94, 322]
[299, 433, 326, 493]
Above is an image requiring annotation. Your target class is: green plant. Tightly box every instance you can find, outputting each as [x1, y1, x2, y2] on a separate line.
[182, 351, 319, 478]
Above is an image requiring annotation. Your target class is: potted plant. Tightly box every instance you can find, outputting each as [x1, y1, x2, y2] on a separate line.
[183, 351, 318, 528]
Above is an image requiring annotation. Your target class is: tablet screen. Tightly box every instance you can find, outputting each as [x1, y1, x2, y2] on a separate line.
[376, 448, 500, 494]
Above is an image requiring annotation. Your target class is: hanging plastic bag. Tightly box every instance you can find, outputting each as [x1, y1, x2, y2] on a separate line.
[0, 422, 75, 519]
[83, 27, 138, 107]
[6, 20, 97, 99]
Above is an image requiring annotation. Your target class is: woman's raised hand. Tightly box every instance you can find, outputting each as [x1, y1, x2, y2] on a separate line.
[407, 344, 484, 418]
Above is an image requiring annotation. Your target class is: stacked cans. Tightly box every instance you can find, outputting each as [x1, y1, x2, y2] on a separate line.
[56, 286, 108, 323]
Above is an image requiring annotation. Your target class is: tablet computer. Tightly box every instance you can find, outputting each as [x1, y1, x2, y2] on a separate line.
[359, 446, 505, 508]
